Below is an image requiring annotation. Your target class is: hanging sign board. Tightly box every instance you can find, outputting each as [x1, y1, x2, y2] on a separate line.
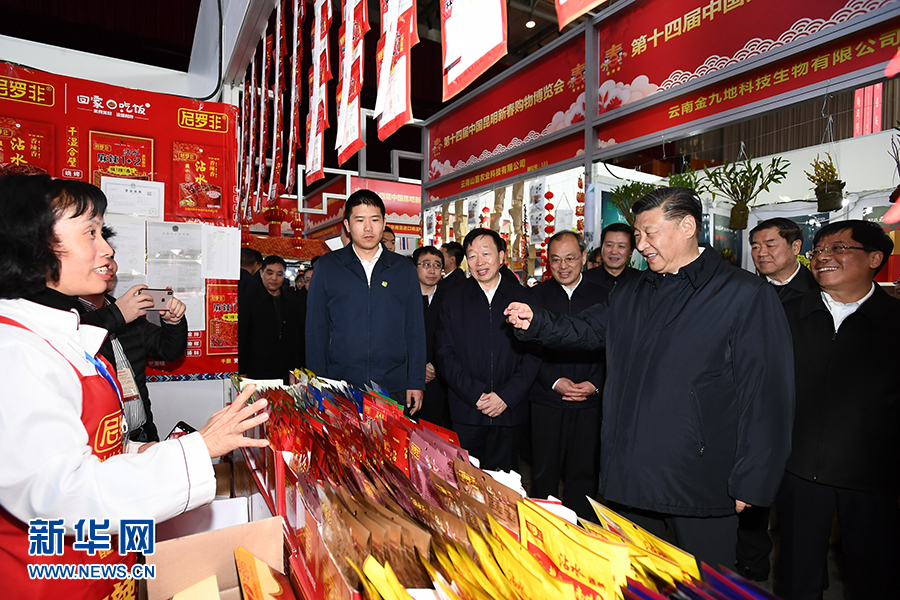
[427, 36, 585, 182]
[595, 0, 888, 115]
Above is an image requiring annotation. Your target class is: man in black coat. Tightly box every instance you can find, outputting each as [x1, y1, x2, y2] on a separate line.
[750, 217, 817, 303]
[306, 190, 425, 410]
[440, 241, 466, 289]
[775, 220, 899, 600]
[413, 246, 450, 428]
[584, 222, 640, 292]
[436, 229, 540, 471]
[239, 255, 305, 383]
[505, 187, 794, 567]
[529, 231, 607, 520]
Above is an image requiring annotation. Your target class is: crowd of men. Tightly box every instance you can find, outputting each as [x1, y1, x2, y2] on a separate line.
[237, 187, 899, 598]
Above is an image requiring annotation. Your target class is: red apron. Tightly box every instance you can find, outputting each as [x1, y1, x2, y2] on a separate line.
[0, 317, 136, 600]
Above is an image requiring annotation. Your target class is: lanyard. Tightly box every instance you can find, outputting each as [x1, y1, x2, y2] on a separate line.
[83, 351, 128, 435]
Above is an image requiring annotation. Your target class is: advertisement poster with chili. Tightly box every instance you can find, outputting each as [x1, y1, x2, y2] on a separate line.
[0, 115, 54, 176]
[173, 141, 226, 221]
[207, 282, 239, 355]
[89, 131, 153, 187]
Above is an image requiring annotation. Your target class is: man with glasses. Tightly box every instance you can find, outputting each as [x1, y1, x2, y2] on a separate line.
[413, 246, 450, 427]
[775, 220, 899, 600]
[528, 231, 608, 519]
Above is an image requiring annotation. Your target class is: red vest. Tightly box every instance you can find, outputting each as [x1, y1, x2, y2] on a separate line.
[0, 317, 136, 600]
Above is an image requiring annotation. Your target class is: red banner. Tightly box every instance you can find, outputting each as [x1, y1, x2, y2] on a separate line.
[375, 10, 418, 141]
[207, 283, 239, 355]
[428, 36, 585, 181]
[172, 141, 227, 221]
[596, 0, 890, 115]
[441, 0, 507, 101]
[426, 132, 584, 203]
[556, 0, 609, 30]
[0, 61, 238, 224]
[597, 22, 900, 149]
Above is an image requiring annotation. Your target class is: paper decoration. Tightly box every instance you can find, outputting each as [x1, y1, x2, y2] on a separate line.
[268, 1, 286, 205]
[306, 0, 332, 185]
[284, 0, 305, 195]
[335, 0, 369, 165]
[255, 32, 272, 213]
[373, 0, 418, 141]
[441, 0, 508, 101]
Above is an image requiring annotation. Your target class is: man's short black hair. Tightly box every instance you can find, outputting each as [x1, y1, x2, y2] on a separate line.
[383, 225, 395, 236]
[441, 241, 464, 267]
[412, 246, 443, 265]
[547, 230, 586, 254]
[463, 228, 505, 254]
[587, 247, 602, 263]
[812, 219, 893, 275]
[600, 222, 636, 250]
[632, 186, 703, 233]
[750, 217, 803, 246]
[262, 255, 287, 270]
[310, 255, 321, 267]
[344, 189, 386, 219]
[241, 247, 263, 268]
[0, 174, 110, 299]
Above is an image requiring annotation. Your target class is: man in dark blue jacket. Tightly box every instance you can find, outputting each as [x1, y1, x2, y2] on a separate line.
[505, 188, 794, 568]
[529, 231, 607, 520]
[435, 228, 539, 471]
[306, 190, 426, 411]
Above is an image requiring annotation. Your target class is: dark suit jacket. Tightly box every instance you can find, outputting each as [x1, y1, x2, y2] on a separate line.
[766, 263, 818, 303]
[239, 286, 305, 382]
[583, 265, 640, 293]
[440, 268, 466, 290]
[419, 285, 450, 426]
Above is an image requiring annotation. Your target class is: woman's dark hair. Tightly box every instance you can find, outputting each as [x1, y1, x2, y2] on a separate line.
[0, 175, 108, 299]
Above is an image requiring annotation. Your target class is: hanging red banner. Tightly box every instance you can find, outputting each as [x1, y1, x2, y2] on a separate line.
[426, 132, 584, 204]
[595, 0, 890, 115]
[441, 0, 508, 101]
[284, 0, 305, 195]
[335, 0, 368, 165]
[255, 33, 272, 211]
[0, 116, 54, 175]
[374, 0, 418, 141]
[597, 21, 900, 150]
[428, 35, 584, 181]
[555, 0, 609, 30]
[267, 2, 287, 206]
[306, 0, 331, 185]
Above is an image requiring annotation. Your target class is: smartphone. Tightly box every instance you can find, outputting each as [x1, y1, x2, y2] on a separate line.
[140, 288, 174, 311]
[166, 421, 196, 441]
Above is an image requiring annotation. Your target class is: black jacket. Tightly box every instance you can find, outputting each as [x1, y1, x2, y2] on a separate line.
[419, 285, 450, 426]
[765, 263, 818, 304]
[518, 245, 795, 516]
[584, 265, 640, 293]
[528, 276, 607, 410]
[239, 285, 305, 382]
[783, 285, 900, 492]
[440, 268, 466, 290]
[435, 277, 540, 427]
[305, 245, 425, 396]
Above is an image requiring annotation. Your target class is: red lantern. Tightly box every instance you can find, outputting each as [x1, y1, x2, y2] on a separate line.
[544, 225, 555, 234]
[544, 202, 555, 211]
[544, 191, 554, 200]
[482, 206, 490, 214]
[545, 214, 554, 222]
[436, 214, 443, 222]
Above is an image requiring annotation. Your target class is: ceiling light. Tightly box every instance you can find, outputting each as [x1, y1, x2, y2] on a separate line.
[525, 18, 536, 28]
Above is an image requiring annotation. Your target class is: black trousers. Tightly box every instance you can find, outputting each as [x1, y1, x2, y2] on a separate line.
[735, 506, 772, 579]
[613, 504, 738, 570]
[452, 421, 521, 472]
[530, 403, 601, 521]
[774, 471, 900, 600]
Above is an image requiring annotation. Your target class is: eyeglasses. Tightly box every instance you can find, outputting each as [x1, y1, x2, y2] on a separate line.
[416, 261, 443, 270]
[806, 244, 867, 259]
[549, 256, 581, 267]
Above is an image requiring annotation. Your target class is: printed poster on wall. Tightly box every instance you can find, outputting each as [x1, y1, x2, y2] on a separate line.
[595, 0, 890, 115]
[0, 116, 54, 175]
[89, 131, 153, 187]
[207, 283, 239, 355]
[172, 141, 226, 221]
[441, 0, 507, 101]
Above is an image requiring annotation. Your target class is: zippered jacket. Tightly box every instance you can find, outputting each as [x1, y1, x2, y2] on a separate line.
[435, 276, 540, 427]
[305, 244, 426, 396]
[518, 245, 795, 516]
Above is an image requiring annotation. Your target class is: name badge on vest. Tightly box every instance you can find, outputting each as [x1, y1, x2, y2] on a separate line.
[116, 367, 140, 401]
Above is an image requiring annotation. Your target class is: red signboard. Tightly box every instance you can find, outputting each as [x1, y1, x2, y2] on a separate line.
[172, 141, 228, 221]
[596, 0, 888, 115]
[426, 132, 584, 203]
[305, 176, 423, 236]
[597, 22, 900, 150]
[0, 61, 239, 225]
[207, 283, 239, 355]
[428, 35, 585, 181]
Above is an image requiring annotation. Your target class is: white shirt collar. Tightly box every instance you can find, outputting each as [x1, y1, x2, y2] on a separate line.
[353, 244, 384, 285]
[820, 283, 876, 332]
[561, 274, 582, 299]
[481, 279, 501, 305]
[766, 261, 802, 286]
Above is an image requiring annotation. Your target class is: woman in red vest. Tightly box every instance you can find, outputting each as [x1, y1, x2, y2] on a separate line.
[0, 174, 270, 599]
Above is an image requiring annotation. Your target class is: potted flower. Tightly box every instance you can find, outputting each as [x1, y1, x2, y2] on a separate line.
[609, 181, 658, 227]
[703, 156, 790, 230]
[805, 153, 845, 212]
